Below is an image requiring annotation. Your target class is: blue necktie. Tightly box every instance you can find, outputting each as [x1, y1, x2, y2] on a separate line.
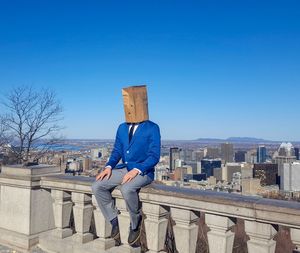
[129, 123, 136, 143]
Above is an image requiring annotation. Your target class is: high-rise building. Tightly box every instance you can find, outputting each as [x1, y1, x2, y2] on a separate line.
[241, 178, 261, 195]
[180, 149, 193, 162]
[220, 143, 234, 163]
[241, 164, 253, 179]
[192, 150, 205, 161]
[281, 162, 300, 191]
[204, 147, 220, 159]
[225, 163, 242, 182]
[81, 157, 92, 171]
[245, 149, 257, 164]
[253, 163, 279, 186]
[184, 161, 199, 174]
[257, 146, 267, 163]
[201, 158, 222, 177]
[273, 143, 296, 177]
[169, 147, 181, 172]
[294, 147, 299, 160]
[91, 147, 109, 160]
[235, 151, 246, 162]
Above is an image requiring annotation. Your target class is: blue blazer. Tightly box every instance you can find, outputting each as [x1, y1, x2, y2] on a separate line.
[106, 120, 161, 180]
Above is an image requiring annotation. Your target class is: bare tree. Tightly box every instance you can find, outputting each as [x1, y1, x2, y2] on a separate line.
[0, 117, 8, 147]
[1, 86, 63, 165]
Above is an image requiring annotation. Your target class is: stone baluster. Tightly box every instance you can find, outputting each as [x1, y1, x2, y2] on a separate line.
[91, 195, 115, 250]
[170, 207, 199, 253]
[291, 228, 300, 252]
[244, 220, 277, 253]
[143, 202, 168, 253]
[71, 192, 94, 243]
[51, 189, 73, 238]
[116, 197, 141, 253]
[206, 213, 235, 253]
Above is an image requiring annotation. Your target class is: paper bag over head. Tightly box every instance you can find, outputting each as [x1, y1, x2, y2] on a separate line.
[122, 85, 149, 123]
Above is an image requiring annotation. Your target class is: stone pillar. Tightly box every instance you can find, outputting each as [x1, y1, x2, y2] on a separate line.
[170, 208, 199, 253]
[116, 197, 141, 253]
[245, 220, 277, 253]
[206, 213, 235, 253]
[71, 192, 94, 243]
[291, 228, 300, 252]
[91, 195, 115, 250]
[143, 202, 168, 253]
[0, 165, 58, 250]
[51, 190, 73, 238]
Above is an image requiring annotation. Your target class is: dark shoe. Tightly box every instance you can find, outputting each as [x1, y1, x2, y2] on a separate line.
[111, 224, 120, 239]
[128, 216, 143, 245]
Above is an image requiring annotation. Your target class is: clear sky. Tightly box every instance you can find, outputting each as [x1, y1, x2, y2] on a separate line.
[0, 1, 299, 141]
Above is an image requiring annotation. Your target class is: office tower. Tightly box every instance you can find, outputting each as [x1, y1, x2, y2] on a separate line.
[184, 161, 198, 174]
[180, 149, 193, 162]
[169, 147, 181, 172]
[253, 163, 278, 186]
[245, 149, 257, 164]
[192, 150, 205, 161]
[241, 178, 261, 195]
[241, 164, 253, 179]
[235, 151, 246, 162]
[204, 147, 220, 159]
[294, 147, 299, 160]
[201, 158, 222, 177]
[91, 147, 108, 160]
[173, 167, 187, 181]
[82, 157, 92, 171]
[220, 143, 234, 163]
[277, 142, 295, 157]
[213, 167, 222, 181]
[281, 162, 300, 191]
[273, 143, 296, 177]
[91, 148, 102, 159]
[174, 159, 183, 169]
[232, 172, 242, 191]
[257, 146, 267, 163]
[225, 163, 242, 182]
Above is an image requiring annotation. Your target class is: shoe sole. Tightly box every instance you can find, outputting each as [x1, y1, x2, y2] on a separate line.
[128, 217, 144, 246]
[128, 230, 141, 246]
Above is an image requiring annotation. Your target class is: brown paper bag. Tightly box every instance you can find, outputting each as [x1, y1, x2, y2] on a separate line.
[122, 85, 149, 123]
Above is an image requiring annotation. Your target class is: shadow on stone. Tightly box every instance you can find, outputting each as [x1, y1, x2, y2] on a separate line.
[196, 212, 209, 253]
[164, 213, 178, 253]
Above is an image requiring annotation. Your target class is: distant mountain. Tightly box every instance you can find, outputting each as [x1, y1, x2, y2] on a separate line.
[226, 137, 270, 143]
[195, 137, 276, 143]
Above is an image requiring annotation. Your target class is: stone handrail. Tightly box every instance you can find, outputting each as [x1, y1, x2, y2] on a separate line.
[0, 165, 300, 253]
[40, 174, 300, 253]
[41, 174, 300, 228]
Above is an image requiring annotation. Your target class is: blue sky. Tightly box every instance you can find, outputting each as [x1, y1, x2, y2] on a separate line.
[0, 1, 299, 140]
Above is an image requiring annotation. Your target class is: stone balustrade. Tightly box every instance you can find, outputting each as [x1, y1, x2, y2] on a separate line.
[0, 165, 300, 253]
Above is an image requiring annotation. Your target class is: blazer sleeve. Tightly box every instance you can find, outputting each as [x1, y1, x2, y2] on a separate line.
[105, 125, 123, 168]
[129, 124, 161, 174]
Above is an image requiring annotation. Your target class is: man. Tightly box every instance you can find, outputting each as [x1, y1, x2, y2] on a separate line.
[92, 85, 161, 246]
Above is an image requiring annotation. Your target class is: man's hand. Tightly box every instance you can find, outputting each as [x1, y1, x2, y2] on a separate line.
[96, 167, 112, 181]
[122, 169, 139, 184]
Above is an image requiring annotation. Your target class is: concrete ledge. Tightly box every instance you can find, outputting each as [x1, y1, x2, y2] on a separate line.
[1, 164, 61, 176]
[0, 227, 39, 252]
[40, 174, 300, 229]
[38, 231, 122, 253]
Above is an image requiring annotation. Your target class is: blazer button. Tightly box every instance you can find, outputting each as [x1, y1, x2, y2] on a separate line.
[126, 150, 129, 154]
[125, 162, 128, 164]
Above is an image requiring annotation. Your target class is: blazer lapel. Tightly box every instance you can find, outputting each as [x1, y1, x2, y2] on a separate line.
[128, 121, 146, 148]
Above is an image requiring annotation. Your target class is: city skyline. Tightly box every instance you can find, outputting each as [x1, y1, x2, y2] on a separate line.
[0, 1, 300, 140]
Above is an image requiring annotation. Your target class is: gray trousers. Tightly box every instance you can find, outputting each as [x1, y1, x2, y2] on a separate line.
[91, 168, 153, 230]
